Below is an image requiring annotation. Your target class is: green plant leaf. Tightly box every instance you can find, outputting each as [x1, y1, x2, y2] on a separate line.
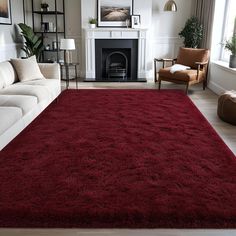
[18, 23, 43, 61]
[179, 16, 203, 48]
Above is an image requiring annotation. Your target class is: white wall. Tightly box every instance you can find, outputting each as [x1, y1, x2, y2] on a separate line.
[64, 0, 81, 70]
[0, 0, 24, 62]
[151, 0, 194, 71]
[209, 62, 236, 94]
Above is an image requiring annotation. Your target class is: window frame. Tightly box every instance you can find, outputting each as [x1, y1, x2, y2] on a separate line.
[219, 0, 236, 62]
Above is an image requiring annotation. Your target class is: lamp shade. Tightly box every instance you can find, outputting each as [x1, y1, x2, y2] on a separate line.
[60, 39, 75, 50]
[164, 0, 177, 12]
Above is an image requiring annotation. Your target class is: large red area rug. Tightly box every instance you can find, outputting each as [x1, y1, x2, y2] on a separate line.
[0, 89, 236, 228]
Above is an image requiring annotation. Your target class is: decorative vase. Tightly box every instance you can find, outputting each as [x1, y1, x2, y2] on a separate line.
[90, 24, 96, 29]
[41, 6, 49, 11]
[229, 55, 236, 68]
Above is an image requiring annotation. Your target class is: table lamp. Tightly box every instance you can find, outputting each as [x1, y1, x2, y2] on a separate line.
[60, 38, 75, 64]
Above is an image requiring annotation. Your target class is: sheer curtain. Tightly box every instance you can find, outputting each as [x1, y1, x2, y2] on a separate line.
[193, 0, 216, 49]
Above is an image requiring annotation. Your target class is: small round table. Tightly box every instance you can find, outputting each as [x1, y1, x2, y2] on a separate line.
[60, 62, 79, 89]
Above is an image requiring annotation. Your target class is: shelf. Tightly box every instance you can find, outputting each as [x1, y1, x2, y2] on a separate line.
[44, 49, 63, 52]
[34, 31, 65, 34]
[33, 11, 64, 15]
[30, 0, 65, 63]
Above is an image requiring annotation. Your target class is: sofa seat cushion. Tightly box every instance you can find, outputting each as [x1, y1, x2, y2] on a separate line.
[159, 67, 205, 82]
[0, 95, 37, 115]
[0, 107, 22, 134]
[21, 79, 60, 98]
[0, 84, 50, 103]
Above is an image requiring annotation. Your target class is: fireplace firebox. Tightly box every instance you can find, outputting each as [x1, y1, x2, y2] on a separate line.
[95, 39, 138, 81]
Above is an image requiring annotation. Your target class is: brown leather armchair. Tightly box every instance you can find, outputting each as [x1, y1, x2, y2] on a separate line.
[154, 47, 210, 94]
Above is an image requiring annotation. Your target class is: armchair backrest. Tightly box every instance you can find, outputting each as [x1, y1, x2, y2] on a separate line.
[176, 47, 210, 69]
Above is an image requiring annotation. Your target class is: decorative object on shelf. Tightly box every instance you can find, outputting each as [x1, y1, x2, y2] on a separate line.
[41, 2, 49, 11]
[45, 44, 50, 50]
[0, 0, 12, 25]
[18, 23, 44, 61]
[97, 0, 133, 27]
[179, 16, 203, 48]
[89, 18, 97, 28]
[164, 0, 177, 12]
[224, 34, 236, 68]
[49, 22, 54, 32]
[41, 22, 49, 32]
[60, 39, 75, 64]
[131, 15, 140, 29]
[125, 18, 130, 28]
[52, 41, 57, 50]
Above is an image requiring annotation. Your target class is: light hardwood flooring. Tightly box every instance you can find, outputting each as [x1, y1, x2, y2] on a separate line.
[1, 81, 236, 236]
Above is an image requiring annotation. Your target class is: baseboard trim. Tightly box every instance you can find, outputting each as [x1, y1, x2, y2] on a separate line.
[208, 81, 226, 95]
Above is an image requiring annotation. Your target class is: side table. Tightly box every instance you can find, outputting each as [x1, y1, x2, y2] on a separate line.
[60, 62, 79, 89]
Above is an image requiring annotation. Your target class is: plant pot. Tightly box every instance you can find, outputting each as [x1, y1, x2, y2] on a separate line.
[90, 24, 96, 29]
[229, 55, 236, 68]
[41, 7, 49, 12]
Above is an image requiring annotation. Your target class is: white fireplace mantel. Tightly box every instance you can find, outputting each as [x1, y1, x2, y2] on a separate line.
[85, 28, 148, 80]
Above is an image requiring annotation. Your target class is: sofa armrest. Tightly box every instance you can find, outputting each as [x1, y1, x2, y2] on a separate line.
[38, 63, 61, 80]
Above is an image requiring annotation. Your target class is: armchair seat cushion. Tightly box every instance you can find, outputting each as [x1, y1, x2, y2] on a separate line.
[159, 67, 205, 82]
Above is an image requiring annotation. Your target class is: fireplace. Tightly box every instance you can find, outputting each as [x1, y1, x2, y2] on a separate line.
[106, 51, 128, 80]
[85, 28, 148, 81]
[95, 39, 138, 81]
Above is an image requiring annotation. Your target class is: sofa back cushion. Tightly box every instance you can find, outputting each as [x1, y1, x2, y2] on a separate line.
[11, 56, 45, 82]
[177, 47, 210, 69]
[0, 61, 18, 88]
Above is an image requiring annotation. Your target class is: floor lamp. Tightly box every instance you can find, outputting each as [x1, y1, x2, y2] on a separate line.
[60, 39, 76, 88]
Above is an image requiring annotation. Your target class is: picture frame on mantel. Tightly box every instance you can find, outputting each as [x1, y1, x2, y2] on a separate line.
[0, 0, 12, 25]
[131, 15, 141, 28]
[97, 0, 133, 27]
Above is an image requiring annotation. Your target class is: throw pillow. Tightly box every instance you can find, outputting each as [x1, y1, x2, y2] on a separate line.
[170, 64, 191, 74]
[11, 56, 45, 82]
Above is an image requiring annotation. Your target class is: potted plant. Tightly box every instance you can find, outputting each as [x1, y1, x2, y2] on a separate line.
[89, 18, 97, 29]
[179, 16, 203, 48]
[225, 34, 236, 68]
[18, 23, 44, 61]
[41, 2, 49, 11]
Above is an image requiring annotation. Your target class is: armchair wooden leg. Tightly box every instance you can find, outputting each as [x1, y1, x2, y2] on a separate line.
[158, 79, 161, 90]
[185, 83, 189, 94]
[203, 80, 206, 90]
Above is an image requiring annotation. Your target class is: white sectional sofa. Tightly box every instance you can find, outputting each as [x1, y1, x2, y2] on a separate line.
[0, 61, 61, 150]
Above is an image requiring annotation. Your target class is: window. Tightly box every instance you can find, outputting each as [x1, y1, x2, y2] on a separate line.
[220, 0, 236, 62]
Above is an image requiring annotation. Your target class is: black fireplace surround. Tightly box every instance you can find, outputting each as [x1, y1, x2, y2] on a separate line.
[95, 39, 138, 81]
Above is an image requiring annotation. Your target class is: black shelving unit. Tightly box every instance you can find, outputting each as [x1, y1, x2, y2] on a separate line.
[31, 0, 66, 63]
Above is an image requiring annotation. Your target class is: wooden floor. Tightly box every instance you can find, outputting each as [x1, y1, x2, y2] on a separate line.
[1, 81, 236, 236]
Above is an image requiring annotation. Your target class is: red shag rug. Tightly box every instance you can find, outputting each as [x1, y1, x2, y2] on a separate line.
[0, 89, 236, 228]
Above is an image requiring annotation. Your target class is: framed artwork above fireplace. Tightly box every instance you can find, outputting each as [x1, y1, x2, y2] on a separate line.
[0, 0, 12, 25]
[97, 0, 133, 27]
